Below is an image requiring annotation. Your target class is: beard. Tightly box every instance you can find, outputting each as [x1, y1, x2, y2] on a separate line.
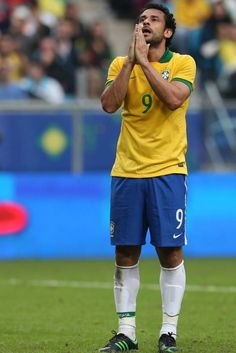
[145, 33, 164, 47]
[146, 38, 162, 47]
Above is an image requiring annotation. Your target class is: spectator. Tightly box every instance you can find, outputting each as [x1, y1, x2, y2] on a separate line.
[172, 0, 211, 55]
[64, 1, 90, 63]
[32, 36, 73, 97]
[216, 1, 236, 98]
[79, 21, 113, 97]
[8, 3, 52, 54]
[0, 0, 36, 33]
[198, 0, 229, 81]
[8, 5, 35, 56]
[80, 21, 112, 70]
[64, 1, 89, 41]
[198, 0, 236, 97]
[0, 33, 28, 81]
[54, 18, 78, 96]
[19, 59, 65, 103]
[0, 61, 28, 100]
[26, 1, 51, 51]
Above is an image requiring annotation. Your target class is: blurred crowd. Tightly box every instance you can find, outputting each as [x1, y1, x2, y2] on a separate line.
[0, 0, 235, 103]
[0, 0, 113, 103]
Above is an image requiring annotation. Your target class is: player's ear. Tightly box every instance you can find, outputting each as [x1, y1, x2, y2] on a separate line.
[164, 28, 173, 39]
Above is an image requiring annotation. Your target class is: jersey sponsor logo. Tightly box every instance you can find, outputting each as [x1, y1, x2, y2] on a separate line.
[161, 70, 170, 80]
[173, 233, 182, 239]
[110, 221, 115, 237]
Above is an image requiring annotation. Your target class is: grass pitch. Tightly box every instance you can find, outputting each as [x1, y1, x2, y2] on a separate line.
[0, 258, 236, 353]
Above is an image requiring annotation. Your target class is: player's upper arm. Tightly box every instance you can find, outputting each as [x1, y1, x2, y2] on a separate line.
[103, 57, 124, 89]
[170, 55, 196, 108]
[101, 56, 127, 113]
[171, 80, 192, 101]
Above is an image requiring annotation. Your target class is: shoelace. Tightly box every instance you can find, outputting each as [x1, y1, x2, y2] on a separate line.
[165, 332, 176, 345]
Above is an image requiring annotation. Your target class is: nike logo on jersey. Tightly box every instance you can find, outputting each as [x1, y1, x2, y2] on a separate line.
[129, 76, 136, 80]
[173, 233, 182, 239]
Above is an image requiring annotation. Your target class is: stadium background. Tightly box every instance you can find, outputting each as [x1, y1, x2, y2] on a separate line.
[0, 0, 236, 260]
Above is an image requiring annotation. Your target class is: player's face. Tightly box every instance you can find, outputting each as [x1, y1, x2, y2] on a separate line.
[138, 9, 172, 46]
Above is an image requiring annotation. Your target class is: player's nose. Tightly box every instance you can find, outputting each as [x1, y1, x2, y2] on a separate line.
[143, 17, 150, 25]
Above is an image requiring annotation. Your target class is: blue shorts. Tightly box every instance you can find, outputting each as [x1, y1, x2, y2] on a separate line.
[110, 174, 187, 247]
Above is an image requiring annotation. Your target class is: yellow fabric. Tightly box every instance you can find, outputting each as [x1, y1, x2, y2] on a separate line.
[0, 54, 25, 81]
[219, 40, 236, 66]
[175, 0, 211, 29]
[106, 52, 196, 178]
[38, 0, 66, 18]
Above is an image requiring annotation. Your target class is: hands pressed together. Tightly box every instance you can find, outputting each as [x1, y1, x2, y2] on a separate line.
[128, 24, 150, 66]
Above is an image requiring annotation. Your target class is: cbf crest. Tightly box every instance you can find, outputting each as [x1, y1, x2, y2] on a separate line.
[161, 70, 170, 80]
[110, 221, 115, 237]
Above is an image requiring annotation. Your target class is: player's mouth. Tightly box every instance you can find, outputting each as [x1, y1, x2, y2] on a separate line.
[142, 26, 152, 35]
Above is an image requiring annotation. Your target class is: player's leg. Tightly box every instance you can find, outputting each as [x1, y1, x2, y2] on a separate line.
[147, 174, 187, 353]
[99, 246, 141, 352]
[156, 246, 185, 353]
[114, 245, 141, 341]
[99, 177, 147, 352]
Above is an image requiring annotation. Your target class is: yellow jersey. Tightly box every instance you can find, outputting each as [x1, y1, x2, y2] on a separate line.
[106, 49, 196, 178]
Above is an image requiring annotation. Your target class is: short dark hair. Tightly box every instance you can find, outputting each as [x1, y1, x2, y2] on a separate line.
[138, 2, 176, 47]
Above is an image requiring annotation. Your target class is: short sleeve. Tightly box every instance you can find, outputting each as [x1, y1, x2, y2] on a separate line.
[172, 55, 196, 91]
[105, 56, 126, 87]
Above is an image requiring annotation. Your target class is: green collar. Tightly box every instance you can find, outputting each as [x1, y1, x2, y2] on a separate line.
[159, 48, 173, 63]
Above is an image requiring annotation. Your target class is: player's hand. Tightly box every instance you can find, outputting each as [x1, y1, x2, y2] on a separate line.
[127, 26, 136, 64]
[134, 24, 149, 65]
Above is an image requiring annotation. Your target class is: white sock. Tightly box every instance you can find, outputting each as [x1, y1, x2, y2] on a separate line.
[159, 261, 186, 338]
[114, 263, 140, 341]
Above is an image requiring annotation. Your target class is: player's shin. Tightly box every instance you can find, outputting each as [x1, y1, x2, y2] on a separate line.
[159, 260, 186, 337]
[114, 263, 140, 341]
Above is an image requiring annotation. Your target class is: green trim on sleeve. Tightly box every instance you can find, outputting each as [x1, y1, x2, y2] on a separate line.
[172, 78, 193, 91]
[105, 80, 113, 87]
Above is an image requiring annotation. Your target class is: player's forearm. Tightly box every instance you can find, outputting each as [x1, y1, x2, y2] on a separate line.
[101, 60, 134, 113]
[141, 62, 185, 110]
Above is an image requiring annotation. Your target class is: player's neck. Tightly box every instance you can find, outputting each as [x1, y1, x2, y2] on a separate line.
[148, 43, 167, 63]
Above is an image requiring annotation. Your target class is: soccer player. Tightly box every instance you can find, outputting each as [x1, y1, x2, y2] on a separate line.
[99, 3, 196, 353]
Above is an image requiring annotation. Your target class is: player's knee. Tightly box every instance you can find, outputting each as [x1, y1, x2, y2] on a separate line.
[157, 247, 183, 268]
[115, 245, 141, 266]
